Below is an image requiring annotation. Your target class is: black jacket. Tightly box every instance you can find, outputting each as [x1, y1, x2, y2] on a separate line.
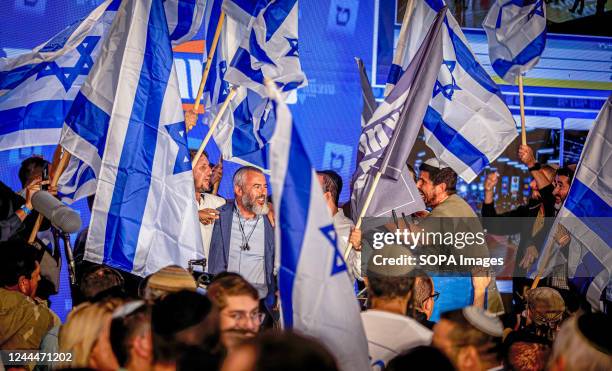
[481, 185, 556, 274]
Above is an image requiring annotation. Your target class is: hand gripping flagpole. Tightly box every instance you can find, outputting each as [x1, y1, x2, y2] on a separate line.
[384, 0, 415, 97]
[344, 171, 383, 260]
[518, 74, 527, 145]
[28, 146, 72, 244]
[185, 10, 226, 132]
[191, 86, 237, 166]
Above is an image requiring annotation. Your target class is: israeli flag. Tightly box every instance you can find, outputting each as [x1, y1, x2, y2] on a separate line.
[0, 0, 119, 151]
[394, 0, 517, 182]
[202, 0, 276, 170]
[268, 83, 370, 371]
[64, 0, 202, 276]
[535, 96, 612, 310]
[483, 0, 547, 83]
[223, 0, 307, 97]
[57, 157, 97, 204]
[164, 0, 207, 44]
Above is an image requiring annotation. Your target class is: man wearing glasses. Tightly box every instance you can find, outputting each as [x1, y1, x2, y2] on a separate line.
[410, 273, 439, 330]
[207, 273, 265, 352]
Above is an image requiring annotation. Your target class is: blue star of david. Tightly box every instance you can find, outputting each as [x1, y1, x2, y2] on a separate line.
[527, 0, 545, 21]
[320, 224, 348, 276]
[218, 60, 231, 98]
[285, 37, 299, 57]
[433, 60, 461, 101]
[165, 122, 192, 175]
[36, 35, 100, 92]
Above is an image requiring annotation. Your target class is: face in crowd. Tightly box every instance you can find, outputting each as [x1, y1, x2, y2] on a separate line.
[19, 261, 41, 299]
[417, 170, 444, 208]
[193, 154, 213, 193]
[552, 174, 571, 205]
[219, 294, 263, 350]
[236, 170, 269, 215]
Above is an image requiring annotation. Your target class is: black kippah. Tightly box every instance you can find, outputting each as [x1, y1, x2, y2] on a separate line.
[152, 290, 213, 335]
[577, 313, 612, 355]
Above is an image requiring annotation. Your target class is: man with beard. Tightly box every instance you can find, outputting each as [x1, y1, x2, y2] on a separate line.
[208, 166, 275, 310]
[481, 158, 556, 312]
[191, 150, 225, 265]
[415, 158, 503, 319]
[207, 273, 262, 352]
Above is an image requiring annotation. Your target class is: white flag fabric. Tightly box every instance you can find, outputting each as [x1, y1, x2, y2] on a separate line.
[534, 95, 612, 309]
[62, 0, 203, 276]
[268, 83, 370, 371]
[483, 0, 547, 83]
[394, 0, 517, 182]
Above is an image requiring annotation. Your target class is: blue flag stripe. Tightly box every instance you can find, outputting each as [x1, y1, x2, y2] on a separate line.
[563, 178, 612, 244]
[571, 251, 605, 295]
[491, 30, 546, 80]
[278, 117, 312, 329]
[64, 92, 111, 157]
[445, 18, 500, 97]
[169, 0, 197, 41]
[423, 106, 490, 174]
[0, 100, 71, 135]
[104, 0, 173, 271]
[0, 63, 47, 91]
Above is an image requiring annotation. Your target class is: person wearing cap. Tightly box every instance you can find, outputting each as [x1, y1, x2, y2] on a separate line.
[414, 158, 504, 319]
[191, 150, 226, 268]
[514, 287, 566, 343]
[432, 306, 504, 371]
[502, 287, 565, 371]
[361, 246, 433, 370]
[142, 265, 197, 301]
[110, 301, 152, 371]
[548, 313, 611, 371]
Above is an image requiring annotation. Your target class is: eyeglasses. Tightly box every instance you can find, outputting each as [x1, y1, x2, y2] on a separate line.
[426, 291, 440, 303]
[225, 311, 266, 325]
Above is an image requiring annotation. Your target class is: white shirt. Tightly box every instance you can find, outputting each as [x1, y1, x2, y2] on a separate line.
[361, 310, 433, 370]
[332, 209, 362, 281]
[198, 193, 225, 267]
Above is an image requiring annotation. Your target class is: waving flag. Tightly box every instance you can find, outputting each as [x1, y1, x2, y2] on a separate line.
[0, 0, 119, 151]
[223, 0, 307, 96]
[64, 0, 203, 276]
[164, 0, 207, 44]
[201, 0, 276, 169]
[350, 8, 446, 222]
[268, 83, 370, 371]
[535, 96, 612, 309]
[483, 0, 546, 84]
[394, 0, 516, 182]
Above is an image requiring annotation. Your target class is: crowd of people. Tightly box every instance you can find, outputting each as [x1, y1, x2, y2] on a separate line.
[0, 144, 610, 371]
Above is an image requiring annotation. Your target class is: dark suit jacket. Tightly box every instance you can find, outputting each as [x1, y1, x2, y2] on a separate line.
[208, 201, 276, 306]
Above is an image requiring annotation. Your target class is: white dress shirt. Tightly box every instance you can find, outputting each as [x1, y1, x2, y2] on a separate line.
[332, 209, 362, 281]
[198, 193, 225, 267]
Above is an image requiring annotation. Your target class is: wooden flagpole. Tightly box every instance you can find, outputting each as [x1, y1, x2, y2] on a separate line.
[344, 171, 383, 260]
[212, 157, 223, 195]
[185, 11, 226, 131]
[518, 74, 527, 145]
[191, 87, 237, 167]
[384, 0, 415, 97]
[28, 148, 72, 244]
